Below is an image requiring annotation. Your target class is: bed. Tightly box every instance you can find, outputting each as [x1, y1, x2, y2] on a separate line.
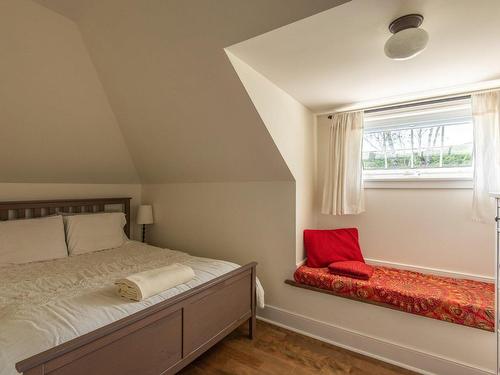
[0, 198, 259, 375]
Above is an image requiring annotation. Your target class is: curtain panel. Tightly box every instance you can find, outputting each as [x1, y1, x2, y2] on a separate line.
[322, 111, 365, 215]
[472, 90, 500, 222]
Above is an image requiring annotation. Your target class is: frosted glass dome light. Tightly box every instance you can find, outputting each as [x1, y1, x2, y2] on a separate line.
[384, 14, 429, 60]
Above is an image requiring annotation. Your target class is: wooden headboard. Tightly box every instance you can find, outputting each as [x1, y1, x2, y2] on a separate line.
[0, 197, 132, 237]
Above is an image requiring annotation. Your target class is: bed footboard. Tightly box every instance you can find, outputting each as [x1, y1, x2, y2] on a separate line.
[16, 262, 257, 375]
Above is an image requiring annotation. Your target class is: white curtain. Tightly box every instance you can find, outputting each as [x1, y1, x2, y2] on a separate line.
[472, 90, 500, 222]
[321, 111, 365, 215]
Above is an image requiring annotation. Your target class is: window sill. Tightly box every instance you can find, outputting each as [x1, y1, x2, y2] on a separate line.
[364, 176, 473, 189]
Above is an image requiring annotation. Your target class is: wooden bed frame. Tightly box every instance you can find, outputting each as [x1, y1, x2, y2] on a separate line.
[0, 198, 257, 375]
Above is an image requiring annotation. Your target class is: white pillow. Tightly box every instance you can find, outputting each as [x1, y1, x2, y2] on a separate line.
[0, 215, 68, 264]
[65, 212, 127, 255]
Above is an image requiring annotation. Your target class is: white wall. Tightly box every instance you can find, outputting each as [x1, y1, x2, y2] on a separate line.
[316, 115, 495, 278]
[4, 2, 493, 373]
[0, 0, 138, 183]
[227, 52, 315, 263]
[142, 182, 296, 306]
[0, 3, 142, 235]
[142, 67, 496, 373]
[50, 0, 340, 183]
[0, 183, 142, 240]
[293, 114, 495, 374]
[142, 179, 496, 375]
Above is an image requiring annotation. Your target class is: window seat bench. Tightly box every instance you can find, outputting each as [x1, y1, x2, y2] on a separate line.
[286, 265, 494, 331]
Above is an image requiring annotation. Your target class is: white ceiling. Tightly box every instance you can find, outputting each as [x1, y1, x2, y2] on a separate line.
[228, 0, 500, 111]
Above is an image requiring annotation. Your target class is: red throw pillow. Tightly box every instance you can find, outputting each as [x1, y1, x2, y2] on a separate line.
[328, 261, 373, 280]
[304, 228, 364, 268]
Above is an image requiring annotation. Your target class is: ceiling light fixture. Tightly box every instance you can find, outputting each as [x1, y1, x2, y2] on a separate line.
[384, 14, 429, 60]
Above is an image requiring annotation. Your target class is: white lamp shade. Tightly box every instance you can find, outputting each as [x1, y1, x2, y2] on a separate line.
[137, 205, 154, 225]
[384, 28, 429, 60]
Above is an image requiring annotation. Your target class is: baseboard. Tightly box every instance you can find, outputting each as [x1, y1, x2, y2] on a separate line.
[257, 305, 494, 375]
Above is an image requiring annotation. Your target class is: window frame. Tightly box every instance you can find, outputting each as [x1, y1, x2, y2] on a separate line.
[361, 98, 474, 187]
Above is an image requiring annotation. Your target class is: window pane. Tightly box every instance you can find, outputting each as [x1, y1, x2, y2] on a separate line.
[362, 151, 385, 170]
[361, 99, 473, 177]
[386, 129, 412, 151]
[413, 148, 441, 168]
[442, 144, 473, 167]
[387, 150, 412, 169]
[442, 123, 472, 147]
[363, 133, 386, 152]
[411, 127, 442, 150]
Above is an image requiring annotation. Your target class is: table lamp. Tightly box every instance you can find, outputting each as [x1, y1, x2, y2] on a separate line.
[137, 205, 154, 243]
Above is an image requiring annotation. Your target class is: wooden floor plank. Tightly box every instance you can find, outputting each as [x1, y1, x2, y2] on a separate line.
[179, 320, 418, 375]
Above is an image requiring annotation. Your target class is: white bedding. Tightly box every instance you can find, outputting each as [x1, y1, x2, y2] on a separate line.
[0, 241, 263, 375]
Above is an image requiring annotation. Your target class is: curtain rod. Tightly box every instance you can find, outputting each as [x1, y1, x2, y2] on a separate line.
[327, 95, 471, 119]
[325, 87, 500, 119]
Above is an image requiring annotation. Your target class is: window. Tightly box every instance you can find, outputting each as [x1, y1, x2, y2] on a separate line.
[362, 98, 473, 181]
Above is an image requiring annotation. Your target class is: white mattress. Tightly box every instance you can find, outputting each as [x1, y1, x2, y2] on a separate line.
[0, 241, 257, 375]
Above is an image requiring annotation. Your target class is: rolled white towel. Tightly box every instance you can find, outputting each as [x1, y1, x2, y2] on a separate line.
[116, 263, 195, 301]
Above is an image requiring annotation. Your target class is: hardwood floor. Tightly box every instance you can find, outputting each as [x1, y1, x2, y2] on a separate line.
[179, 320, 418, 375]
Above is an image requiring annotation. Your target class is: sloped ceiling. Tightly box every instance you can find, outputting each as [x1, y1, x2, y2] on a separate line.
[227, 0, 500, 111]
[33, 0, 348, 183]
[0, 0, 138, 183]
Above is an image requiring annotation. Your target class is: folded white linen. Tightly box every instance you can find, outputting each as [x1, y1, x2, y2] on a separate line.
[256, 278, 265, 309]
[116, 263, 195, 301]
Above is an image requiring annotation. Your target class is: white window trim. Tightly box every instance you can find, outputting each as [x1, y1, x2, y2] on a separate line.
[364, 174, 473, 189]
[361, 98, 473, 188]
[363, 168, 473, 189]
[364, 180, 473, 189]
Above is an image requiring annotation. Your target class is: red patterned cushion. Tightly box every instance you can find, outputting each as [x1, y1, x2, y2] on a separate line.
[293, 265, 494, 331]
[304, 228, 364, 268]
[329, 261, 373, 280]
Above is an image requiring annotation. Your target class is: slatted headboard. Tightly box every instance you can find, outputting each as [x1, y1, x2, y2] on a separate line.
[0, 198, 132, 237]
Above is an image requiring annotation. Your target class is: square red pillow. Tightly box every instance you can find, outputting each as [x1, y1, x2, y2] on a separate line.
[328, 261, 374, 280]
[304, 228, 364, 268]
